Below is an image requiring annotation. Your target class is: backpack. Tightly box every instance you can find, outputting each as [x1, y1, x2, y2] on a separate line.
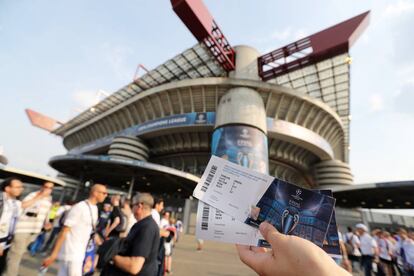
[97, 237, 126, 269]
[0, 192, 3, 219]
[58, 209, 70, 228]
[344, 234, 354, 255]
[114, 209, 128, 233]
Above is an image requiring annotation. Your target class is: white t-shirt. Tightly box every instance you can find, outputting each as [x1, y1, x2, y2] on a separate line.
[15, 192, 52, 234]
[402, 239, 414, 266]
[151, 209, 160, 227]
[58, 201, 98, 263]
[345, 232, 361, 256]
[160, 218, 169, 229]
[126, 213, 137, 234]
[379, 238, 393, 261]
[0, 192, 21, 249]
[359, 233, 377, 256]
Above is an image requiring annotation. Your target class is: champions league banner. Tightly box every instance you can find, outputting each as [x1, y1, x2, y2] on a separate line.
[211, 125, 268, 174]
[70, 112, 215, 154]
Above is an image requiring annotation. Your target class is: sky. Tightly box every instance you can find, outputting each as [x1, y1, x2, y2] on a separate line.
[0, 0, 413, 188]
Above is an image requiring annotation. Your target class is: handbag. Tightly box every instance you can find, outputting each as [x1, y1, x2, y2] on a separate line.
[83, 201, 97, 276]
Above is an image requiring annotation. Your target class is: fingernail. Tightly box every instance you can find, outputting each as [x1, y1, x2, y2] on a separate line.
[259, 221, 269, 233]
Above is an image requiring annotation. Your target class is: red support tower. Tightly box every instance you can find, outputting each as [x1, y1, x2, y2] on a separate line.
[258, 11, 370, 81]
[171, 0, 235, 72]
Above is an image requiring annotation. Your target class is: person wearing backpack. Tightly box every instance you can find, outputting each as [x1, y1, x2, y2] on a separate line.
[344, 226, 361, 272]
[0, 177, 24, 274]
[42, 184, 108, 276]
[101, 192, 160, 276]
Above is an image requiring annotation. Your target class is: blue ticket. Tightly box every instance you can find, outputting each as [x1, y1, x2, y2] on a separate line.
[319, 190, 341, 258]
[244, 179, 336, 247]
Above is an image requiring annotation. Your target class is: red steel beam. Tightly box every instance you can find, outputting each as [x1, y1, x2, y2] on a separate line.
[25, 109, 62, 132]
[258, 11, 370, 81]
[171, 0, 235, 71]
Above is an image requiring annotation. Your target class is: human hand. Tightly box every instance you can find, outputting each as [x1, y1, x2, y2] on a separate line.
[0, 245, 4, 256]
[236, 222, 351, 276]
[44, 222, 53, 231]
[42, 254, 57, 267]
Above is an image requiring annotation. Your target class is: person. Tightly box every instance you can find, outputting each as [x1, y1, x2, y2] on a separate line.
[160, 211, 170, 229]
[120, 199, 136, 237]
[356, 223, 378, 276]
[175, 218, 183, 243]
[102, 192, 160, 276]
[151, 197, 169, 276]
[151, 197, 164, 227]
[378, 231, 394, 276]
[196, 238, 204, 251]
[4, 181, 55, 276]
[106, 194, 124, 239]
[396, 228, 414, 275]
[164, 217, 176, 274]
[0, 177, 24, 274]
[42, 184, 108, 276]
[237, 221, 351, 276]
[97, 202, 112, 239]
[41, 201, 73, 254]
[337, 231, 352, 273]
[344, 226, 361, 271]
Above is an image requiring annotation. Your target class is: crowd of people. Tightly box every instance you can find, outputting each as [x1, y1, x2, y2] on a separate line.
[338, 223, 414, 276]
[0, 177, 183, 276]
[2, 176, 414, 276]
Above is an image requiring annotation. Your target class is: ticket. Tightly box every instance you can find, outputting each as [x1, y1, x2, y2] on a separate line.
[194, 156, 336, 247]
[319, 190, 341, 258]
[193, 155, 274, 223]
[195, 201, 269, 247]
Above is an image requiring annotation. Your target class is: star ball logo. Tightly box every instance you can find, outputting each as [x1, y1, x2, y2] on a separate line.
[240, 128, 250, 139]
[292, 189, 303, 201]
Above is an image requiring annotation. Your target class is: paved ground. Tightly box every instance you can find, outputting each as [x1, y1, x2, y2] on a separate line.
[18, 234, 255, 276]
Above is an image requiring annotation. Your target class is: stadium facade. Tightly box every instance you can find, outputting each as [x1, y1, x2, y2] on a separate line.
[49, 8, 371, 204]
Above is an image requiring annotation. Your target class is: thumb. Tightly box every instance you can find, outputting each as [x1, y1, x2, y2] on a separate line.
[259, 221, 284, 248]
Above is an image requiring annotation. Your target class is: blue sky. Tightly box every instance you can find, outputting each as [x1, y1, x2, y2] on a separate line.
[0, 0, 413, 186]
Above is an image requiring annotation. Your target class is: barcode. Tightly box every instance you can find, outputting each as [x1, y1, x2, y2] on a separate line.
[201, 204, 210, 230]
[201, 165, 217, 192]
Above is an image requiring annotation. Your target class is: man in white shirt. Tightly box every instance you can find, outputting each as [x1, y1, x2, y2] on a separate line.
[151, 197, 164, 227]
[356, 223, 378, 276]
[43, 183, 108, 276]
[4, 181, 55, 276]
[0, 177, 24, 274]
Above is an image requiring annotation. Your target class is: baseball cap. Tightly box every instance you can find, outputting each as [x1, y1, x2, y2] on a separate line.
[355, 223, 368, 232]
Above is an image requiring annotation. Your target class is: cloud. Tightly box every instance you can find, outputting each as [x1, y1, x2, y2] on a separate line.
[397, 65, 414, 85]
[368, 94, 384, 112]
[100, 43, 134, 82]
[72, 89, 99, 109]
[394, 84, 414, 115]
[383, 0, 414, 18]
[269, 27, 308, 42]
[254, 27, 308, 54]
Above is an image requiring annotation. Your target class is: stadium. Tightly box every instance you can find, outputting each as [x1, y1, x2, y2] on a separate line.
[23, 1, 413, 228]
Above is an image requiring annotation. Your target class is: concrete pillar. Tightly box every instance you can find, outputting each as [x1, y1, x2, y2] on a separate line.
[212, 46, 269, 174]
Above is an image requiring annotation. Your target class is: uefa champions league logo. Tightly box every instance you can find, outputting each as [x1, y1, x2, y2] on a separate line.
[292, 189, 303, 201]
[195, 113, 206, 124]
[240, 128, 250, 139]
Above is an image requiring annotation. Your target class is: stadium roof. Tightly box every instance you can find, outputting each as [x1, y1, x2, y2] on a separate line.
[332, 181, 414, 209]
[52, 43, 226, 136]
[49, 154, 199, 196]
[52, 12, 370, 165]
[0, 165, 65, 186]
